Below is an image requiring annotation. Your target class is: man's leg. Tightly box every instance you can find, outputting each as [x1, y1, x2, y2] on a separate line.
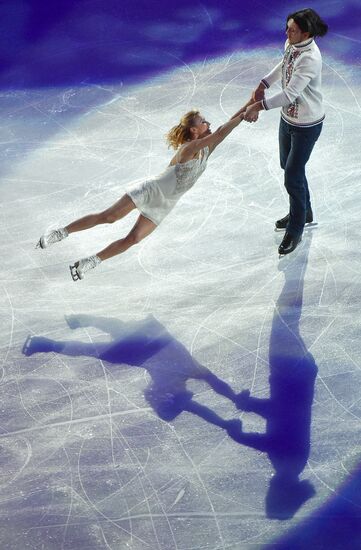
[279, 118, 292, 171]
[284, 124, 322, 237]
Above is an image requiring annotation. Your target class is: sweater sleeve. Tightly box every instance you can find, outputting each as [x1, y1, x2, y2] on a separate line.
[261, 60, 283, 89]
[262, 54, 321, 111]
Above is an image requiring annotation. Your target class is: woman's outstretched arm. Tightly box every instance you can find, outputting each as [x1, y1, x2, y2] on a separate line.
[180, 112, 244, 159]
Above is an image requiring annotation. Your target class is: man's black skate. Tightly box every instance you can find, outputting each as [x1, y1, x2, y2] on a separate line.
[275, 209, 313, 230]
[278, 232, 301, 256]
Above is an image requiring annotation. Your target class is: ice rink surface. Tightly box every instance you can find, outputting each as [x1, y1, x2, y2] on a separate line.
[1, 46, 361, 549]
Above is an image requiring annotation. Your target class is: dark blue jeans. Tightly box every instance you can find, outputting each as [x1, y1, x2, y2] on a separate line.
[279, 118, 323, 238]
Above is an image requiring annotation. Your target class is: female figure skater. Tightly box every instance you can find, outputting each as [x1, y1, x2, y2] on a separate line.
[37, 107, 248, 280]
[243, 8, 328, 255]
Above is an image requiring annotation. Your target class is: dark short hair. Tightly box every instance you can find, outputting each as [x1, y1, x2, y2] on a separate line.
[287, 8, 328, 37]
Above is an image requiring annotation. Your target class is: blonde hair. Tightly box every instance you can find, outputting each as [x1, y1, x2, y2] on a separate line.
[166, 110, 200, 150]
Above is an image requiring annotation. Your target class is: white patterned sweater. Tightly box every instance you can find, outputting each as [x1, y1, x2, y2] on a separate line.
[261, 38, 325, 127]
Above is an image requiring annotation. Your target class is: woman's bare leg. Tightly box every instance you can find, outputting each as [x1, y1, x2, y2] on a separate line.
[96, 214, 157, 261]
[69, 214, 156, 281]
[65, 194, 136, 234]
[97, 214, 157, 261]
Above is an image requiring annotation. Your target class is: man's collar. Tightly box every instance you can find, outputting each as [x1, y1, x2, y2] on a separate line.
[293, 37, 314, 49]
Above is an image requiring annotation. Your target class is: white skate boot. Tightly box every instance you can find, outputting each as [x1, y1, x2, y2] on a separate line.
[36, 228, 68, 249]
[69, 255, 101, 281]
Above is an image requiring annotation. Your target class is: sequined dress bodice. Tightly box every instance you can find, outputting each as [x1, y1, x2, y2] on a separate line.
[173, 146, 209, 194]
[126, 146, 209, 225]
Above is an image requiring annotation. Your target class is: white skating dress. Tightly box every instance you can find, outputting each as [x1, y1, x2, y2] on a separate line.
[126, 146, 209, 225]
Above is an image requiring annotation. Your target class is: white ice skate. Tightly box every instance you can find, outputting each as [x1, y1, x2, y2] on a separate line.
[36, 228, 68, 249]
[69, 255, 101, 281]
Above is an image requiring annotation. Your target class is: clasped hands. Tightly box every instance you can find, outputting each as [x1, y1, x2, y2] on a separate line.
[242, 85, 265, 124]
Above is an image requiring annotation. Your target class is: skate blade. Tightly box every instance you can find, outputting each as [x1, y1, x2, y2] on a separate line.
[69, 264, 81, 281]
[274, 221, 318, 233]
[35, 239, 44, 249]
